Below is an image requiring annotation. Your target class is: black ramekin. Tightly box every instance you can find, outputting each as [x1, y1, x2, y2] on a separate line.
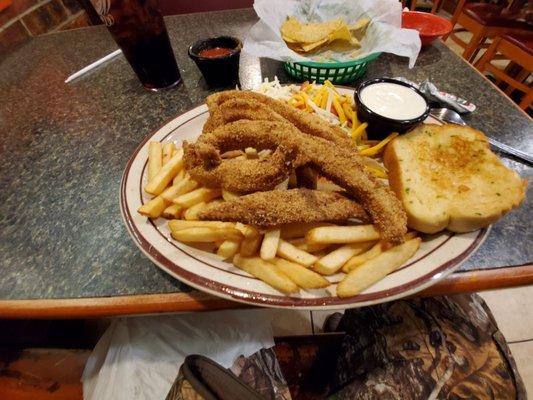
[354, 77, 430, 140]
[188, 36, 242, 87]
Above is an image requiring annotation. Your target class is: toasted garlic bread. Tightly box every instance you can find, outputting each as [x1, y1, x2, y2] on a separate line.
[383, 125, 527, 234]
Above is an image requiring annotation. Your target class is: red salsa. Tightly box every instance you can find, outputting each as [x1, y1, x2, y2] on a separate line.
[199, 47, 234, 58]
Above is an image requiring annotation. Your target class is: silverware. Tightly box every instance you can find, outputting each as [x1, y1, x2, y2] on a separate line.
[429, 108, 533, 165]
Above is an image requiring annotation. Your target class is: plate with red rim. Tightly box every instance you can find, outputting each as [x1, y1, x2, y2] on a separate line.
[120, 87, 489, 309]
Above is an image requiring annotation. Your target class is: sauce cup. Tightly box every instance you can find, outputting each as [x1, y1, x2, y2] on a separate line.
[354, 78, 430, 140]
[188, 36, 242, 87]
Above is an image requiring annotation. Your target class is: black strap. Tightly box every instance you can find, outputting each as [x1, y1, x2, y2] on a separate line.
[181, 355, 266, 400]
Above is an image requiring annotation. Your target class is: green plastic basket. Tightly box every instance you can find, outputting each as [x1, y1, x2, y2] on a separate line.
[283, 53, 381, 84]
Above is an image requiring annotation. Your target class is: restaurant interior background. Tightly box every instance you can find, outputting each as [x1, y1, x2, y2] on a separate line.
[0, 0, 531, 398]
[1, 0, 531, 108]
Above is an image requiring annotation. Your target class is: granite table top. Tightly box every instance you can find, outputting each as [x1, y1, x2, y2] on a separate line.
[0, 9, 531, 301]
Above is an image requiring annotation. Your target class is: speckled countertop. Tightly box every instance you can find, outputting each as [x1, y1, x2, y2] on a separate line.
[0, 9, 531, 300]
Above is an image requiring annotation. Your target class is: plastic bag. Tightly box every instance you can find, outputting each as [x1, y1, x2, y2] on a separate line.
[82, 310, 275, 400]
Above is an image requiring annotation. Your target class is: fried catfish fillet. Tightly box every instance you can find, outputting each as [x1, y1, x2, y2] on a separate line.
[199, 188, 368, 227]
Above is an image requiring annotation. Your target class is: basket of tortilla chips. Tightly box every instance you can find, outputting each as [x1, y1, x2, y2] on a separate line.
[281, 16, 380, 84]
[244, 0, 422, 84]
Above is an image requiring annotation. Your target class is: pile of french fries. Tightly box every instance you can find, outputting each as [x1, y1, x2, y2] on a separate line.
[138, 141, 421, 298]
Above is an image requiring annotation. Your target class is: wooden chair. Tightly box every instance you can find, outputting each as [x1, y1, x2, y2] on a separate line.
[475, 33, 533, 109]
[445, 0, 531, 62]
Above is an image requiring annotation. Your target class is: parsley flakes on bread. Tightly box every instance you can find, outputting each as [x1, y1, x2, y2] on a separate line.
[384, 125, 527, 234]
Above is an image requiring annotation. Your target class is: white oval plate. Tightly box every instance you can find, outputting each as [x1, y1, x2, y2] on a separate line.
[120, 90, 489, 310]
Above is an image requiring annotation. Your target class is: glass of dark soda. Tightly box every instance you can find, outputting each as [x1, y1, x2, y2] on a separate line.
[91, 0, 181, 91]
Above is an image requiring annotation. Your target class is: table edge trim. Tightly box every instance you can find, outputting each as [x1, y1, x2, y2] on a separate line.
[0, 265, 531, 318]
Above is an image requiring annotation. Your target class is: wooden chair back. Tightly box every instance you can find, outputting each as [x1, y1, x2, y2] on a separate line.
[476, 35, 533, 109]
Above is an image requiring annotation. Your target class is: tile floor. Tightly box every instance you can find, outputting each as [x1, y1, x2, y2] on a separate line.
[480, 287, 533, 396]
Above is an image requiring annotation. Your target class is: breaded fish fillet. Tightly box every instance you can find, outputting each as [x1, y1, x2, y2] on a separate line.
[205, 90, 356, 149]
[199, 189, 368, 227]
[183, 140, 296, 193]
[203, 98, 286, 134]
[185, 120, 407, 243]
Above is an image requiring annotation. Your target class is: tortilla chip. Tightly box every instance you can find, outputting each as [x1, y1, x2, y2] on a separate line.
[281, 16, 368, 55]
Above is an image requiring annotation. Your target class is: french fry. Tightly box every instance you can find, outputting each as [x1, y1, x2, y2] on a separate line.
[173, 188, 221, 208]
[289, 238, 331, 253]
[337, 238, 421, 297]
[233, 223, 257, 237]
[405, 231, 418, 241]
[312, 250, 329, 259]
[280, 222, 334, 240]
[342, 241, 384, 273]
[171, 227, 243, 242]
[235, 224, 262, 256]
[168, 220, 235, 232]
[241, 235, 262, 256]
[277, 239, 317, 267]
[306, 225, 380, 244]
[183, 201, 207, 220]
[147, 142, 163, 183]
[221, 150, 244, 159]
[161, 177, 199, 202]
[313, 242, 374, 275]
[258, 149, 272, 159]
[222, 190, 240, 202]
[162, 142, 176, 165]
[316, 179, 342, 192]
[274, 178, 289, 190]
[245, 147, 258, 159]
[217, 239, 241, 259]
[173, 168, 186, 185]
[260, 229, 281, 260]
[271, 258, 329, 289]
[145, 148, 184, 195]
[138, 196, 168, 219]
[162, 203, 183, 219]
[233, 255, 298, 294]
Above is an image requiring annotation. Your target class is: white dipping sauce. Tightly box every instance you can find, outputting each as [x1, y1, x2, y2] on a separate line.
[360, 82, 427, 120]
